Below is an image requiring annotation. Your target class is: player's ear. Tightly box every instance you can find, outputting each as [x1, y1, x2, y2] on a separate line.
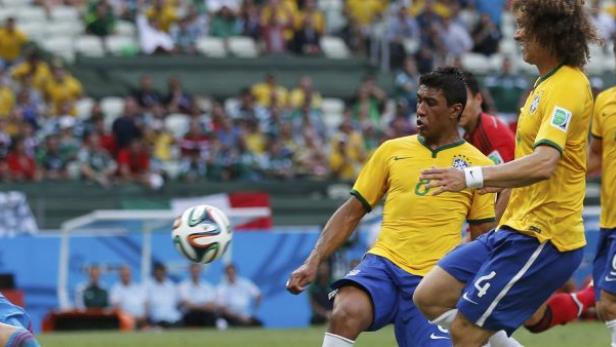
[450, 103, 463, 120]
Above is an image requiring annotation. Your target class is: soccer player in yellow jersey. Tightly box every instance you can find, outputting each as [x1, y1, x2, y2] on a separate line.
[413, 1, 599, 346]
[589, 48, 616, 346]
[286, 67, 498, 347]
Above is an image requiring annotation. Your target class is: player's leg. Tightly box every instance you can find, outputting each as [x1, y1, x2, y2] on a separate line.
[0, 316, 40, 347]
[450, 229, 583, 346]
[592, 228, 616, 346]
[324, 254, 398, 347]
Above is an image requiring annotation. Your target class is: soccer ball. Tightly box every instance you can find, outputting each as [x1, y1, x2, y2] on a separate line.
[172, 205, 232, 264]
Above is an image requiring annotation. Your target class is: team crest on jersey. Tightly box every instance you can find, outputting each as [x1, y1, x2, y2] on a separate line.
[530, 94, 540, 114]
[452, 155, 470, 170]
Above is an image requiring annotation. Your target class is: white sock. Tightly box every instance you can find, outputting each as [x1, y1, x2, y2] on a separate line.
[322, 332, 355, 347]
[606, 319, 616, 347]
[484, 330, 524, 347]
[430, 309, 458, 330]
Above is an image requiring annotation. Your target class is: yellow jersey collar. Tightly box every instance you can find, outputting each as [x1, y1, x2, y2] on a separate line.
[417, 136, 465, 158]
[533, 63, 564, 89]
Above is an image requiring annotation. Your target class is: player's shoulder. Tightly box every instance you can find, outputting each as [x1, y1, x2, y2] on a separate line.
[596, 86, 616, 105]
[459, 141, 495, 166]
[553, 65, 590, 88]
[377, 135, 420, 152]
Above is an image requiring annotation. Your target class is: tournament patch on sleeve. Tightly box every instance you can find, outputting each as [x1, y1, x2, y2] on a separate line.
[550, 106, 572, 132]
[487, 150, 503, 165]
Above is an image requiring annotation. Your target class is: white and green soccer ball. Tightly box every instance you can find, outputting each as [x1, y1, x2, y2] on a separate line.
[172, 205, 232, 264]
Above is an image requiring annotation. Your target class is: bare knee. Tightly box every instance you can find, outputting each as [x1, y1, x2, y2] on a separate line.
[450, 314, 492, 347]
[328, 286, 373, 339]
[413, 266, 464, 320]
[598, 291, 616, 321]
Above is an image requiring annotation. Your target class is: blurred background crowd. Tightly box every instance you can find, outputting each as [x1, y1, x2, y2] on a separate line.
[0, 0, 613, 188]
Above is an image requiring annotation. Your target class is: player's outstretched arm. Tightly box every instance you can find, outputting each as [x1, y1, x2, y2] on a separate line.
[286, 197, 367, 294]
[420, 146, 560, 195]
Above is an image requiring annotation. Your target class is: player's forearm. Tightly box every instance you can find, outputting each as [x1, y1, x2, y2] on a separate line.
[306, 197, 365, 265]
[482, 147, 560, 188]
[495, 189, 511, 223]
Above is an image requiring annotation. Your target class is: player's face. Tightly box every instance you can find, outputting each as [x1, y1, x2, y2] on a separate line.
[416, 85, 459, 139]
[514, 16, 543, 65]
[459, 88, 482, 129]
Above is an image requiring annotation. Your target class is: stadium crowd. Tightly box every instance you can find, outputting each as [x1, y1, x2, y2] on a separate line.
[4, 0, 616, 187]
[74, 262, 263, 329]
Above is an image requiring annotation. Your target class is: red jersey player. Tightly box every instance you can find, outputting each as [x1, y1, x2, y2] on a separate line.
[461, 70, 596, 334]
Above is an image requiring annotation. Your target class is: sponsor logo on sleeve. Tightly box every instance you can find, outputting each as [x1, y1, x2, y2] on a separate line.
[487, 150, 504, 164]
[550, 106, 572, 132]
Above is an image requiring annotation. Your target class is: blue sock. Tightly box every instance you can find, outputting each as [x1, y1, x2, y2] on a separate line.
[5, 329, 40, 347]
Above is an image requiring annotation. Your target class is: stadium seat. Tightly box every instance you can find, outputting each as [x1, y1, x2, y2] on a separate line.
[16, 7, 46, 23]
[228, 36, 259, 58]
[115, 20, 136, 37]
[50, 6, 80, 21]
[224, 97, 239, 115]
[75, 98, 94, 120]
[321, 98, 345, 115]
[196, 37, 226, 58]
[41, 37, 75, 63]
[47, 21, 83, 38]
[19, 21, 47, 43]
[322, 112, 343, 132]
[75, 35, 105, 58]
[1, 0, 29, 9]
[0, 8, 12, 22]
[320, 36, 350, 59]
[499, 39, 518, 56]
[165, 113, 191, 138]
[101, 96, 124, 118]
[403, 38, 419, 55]
[106, 35, 138, 56]
[461, 53, 490, 74]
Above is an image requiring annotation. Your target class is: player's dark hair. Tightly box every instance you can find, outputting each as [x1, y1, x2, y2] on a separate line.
[512, 0, 600, 68]
[419, 67, 467, 119]
[462, 71, 481, 96]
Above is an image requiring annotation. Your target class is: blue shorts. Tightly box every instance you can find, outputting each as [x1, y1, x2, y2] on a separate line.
[331, 254, 451, 347]
[0, 294, 32, 331]
[438, 228, 583, 335]
[593, 228, 616, 299]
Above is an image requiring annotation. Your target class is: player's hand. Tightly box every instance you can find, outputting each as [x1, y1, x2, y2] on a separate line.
[286, 261, 318, 295]
[420, 167, 466, 195]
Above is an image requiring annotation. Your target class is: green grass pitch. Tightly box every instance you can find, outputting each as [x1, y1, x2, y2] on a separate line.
[37, 321, 608, 347]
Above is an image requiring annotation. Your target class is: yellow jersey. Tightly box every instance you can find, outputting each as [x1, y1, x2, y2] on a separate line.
[0, 86, 14, 117]
[251, 83, 288, 108]
[592, 87, 616, 228]
[500, 65, 592, 251]
[44, 75, 83, 116]
[11, 61, 51, 92]
[353, 135, 496, 276]
[0, 28, 27, 62]
[345, 0, 386, 26]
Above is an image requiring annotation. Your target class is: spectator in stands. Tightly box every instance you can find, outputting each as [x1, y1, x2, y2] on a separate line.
[394, 56, 419, 113]
[75, 264, 109, 310]
[260, 0, 295, 54]
[87, 113, 116, 155]
[171, 17, 199, 54]
[146, 119, 174, 165]
[180, 118, 210, 157]
[352, 85, 382, 131]
[117, 137, 154, 187]
[208, 0, 241, 15]
[11, 49, 51, 92]
[251, 74, 288, 108]
[241, 118, 266, 156]
[146, 262, 181, 327]
[164, 76, 195, 114]
[290, 0, 324, 56]
[217, 263, 263, 327]
[58, 116, 80, 163]
[133, 75, 163, 111]
[112, 97, 143, 150]
[483, 56, 528, 116]
[0, 118, 11, 179]
[179, 263, 218, 327]
[591, 0, 615, 42]
[289, 76, 321, 109]
[308, 261, 333, 325]
[291, 99, 327, 142]
[15, 87, 42, 129]
[146, 0, 178, 33]
[262, 137, 293, 179]
[438, 15, 473, 56]
[210, 4, 242, 40]
[37, 134, 68, 180]
[5, 137, 39, 182]
[44, 65, 84, 117]
[184, 5, 208, 38]
[85, 0, 118, 39]
[0, 71, 14, 118]
[387, 5, 420, 70]
[227, 88, 268, 122]
[20, 121, 38, 158]
[345, 0, 386, 35]
[294, 128, 328, 178]
[239, 0, 261, 40]
[110, 266, 147, 329]
[471, 13, 501, 56]
[136, 11, 175, 54]
[79, 132, 116, 187]
[328, 118, 365, 180]
[386, 107, 415, 140]
[0, 17, 28, 68]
